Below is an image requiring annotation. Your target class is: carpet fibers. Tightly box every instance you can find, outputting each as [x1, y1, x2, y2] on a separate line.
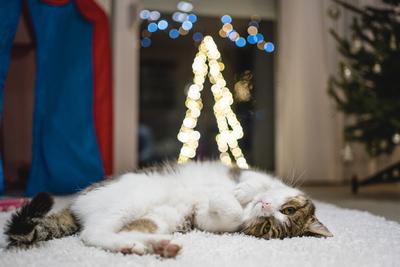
[0, 201, 399, 267]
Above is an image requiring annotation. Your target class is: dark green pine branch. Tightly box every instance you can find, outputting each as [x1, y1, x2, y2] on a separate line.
[329, 0, 400, 156]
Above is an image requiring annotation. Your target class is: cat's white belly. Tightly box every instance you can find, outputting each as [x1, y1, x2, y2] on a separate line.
[71, 163, 240, 236]
[71, 172, 198, 231]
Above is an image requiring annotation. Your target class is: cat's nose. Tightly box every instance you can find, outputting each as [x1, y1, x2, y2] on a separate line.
[261, 201, 271, 209]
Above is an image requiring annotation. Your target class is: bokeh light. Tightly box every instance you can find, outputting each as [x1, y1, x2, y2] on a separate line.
[247, 35, 257, 44]
[193, 32, 203, 42]
[139, 10, 150, 20]
[157, 20, 168, 30]
[182, 21, 193, 31]
[172, 12, 187, 22]
[219, 29, 227, 38]
[169, 29, 180, 39]
[188, 14, 197, 23]
[149, 11, 161, 21]
[257, 41, 266, 50]
[228, 31, 239, 41]
[221, 15, 232, 24]
[177, 1, 193, 12]
[141, 37, 151, 48]
[248, 20, 259, 28]
[179, 27, 189, 35]
[222, 23, 233, 33]
[251, 14, 261, 22]
[247, 26, 258, 35]
[235, 37, 246, 47]
[177, 35, 249, 169]
[264, 42, 275, 52]
[256, 33, 264, 43]
[147, 22, 158, 33]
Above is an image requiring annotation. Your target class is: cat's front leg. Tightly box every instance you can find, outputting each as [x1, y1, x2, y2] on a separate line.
[234, 179, 266, 206]
[195, 192, 243, 232]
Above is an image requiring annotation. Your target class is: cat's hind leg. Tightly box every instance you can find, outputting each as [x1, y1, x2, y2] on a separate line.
[119, 218, 181, 258]
[79, 220, 149, 255]
[80, 218, 181, 258]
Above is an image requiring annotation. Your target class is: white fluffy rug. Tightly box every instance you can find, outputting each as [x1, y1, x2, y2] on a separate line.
[0, 200, 399, 267]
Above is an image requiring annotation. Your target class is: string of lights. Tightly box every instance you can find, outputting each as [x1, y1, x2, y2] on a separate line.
[139, 1, 200, 47]
[138, 2, 275, 53]
[219, 15, 275, 53]
[177, 36, 249, 169]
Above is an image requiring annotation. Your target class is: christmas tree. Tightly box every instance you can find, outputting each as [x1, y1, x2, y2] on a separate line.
[329, 0, 400, 156]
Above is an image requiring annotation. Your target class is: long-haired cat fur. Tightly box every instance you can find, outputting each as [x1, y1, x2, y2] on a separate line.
[4, 161, 332, 258]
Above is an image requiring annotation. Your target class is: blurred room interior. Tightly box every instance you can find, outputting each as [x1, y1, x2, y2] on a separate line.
[0, 0, 399, 222]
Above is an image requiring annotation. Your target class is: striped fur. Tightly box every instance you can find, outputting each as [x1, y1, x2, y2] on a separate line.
[5, 193, 80, 248]
[241, 195, 330, 239]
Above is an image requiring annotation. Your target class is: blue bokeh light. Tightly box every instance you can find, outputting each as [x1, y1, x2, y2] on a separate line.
[187, 14, 197, 23]
[248, 20, 259, 28]
[141, 37, 151, 48]
[264, 42, 275, 52]
[193, 32, 203, 42]
[149, 11, 161, 21]
[247, 35, 258, 44]
[157, 20, 168, 30]
[147, 22, 158, 33]
[221, 15, 232, 24]
[139, 10, 150, 20]
[256, 33, 264, 43]
[177, 1, 193, 12]
[228, 30, 237, 39]
[169, 29, 180, 39]
[172, 12, 187, 22]
[182, 21, 193, 31]
[235, 37, 246, 47]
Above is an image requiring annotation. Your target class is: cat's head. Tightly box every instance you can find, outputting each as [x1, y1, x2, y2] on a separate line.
[241, 184, 332, 239]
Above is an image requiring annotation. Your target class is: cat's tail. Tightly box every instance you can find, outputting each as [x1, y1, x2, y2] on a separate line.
[4, 192, 80, 248]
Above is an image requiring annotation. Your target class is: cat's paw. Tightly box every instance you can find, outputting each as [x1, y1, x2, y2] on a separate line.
[150, 239, 182, 258]
[234, 181, 259, 205]
[119, 242, 148, 255]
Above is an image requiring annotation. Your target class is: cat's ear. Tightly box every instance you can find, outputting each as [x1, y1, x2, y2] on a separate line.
[304, 216, 333, 238]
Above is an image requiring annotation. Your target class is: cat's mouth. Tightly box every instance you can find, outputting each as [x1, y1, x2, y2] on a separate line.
[253, 201, 274, 217]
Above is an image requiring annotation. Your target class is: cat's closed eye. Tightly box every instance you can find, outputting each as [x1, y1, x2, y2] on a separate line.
[280, 207, 296, 215]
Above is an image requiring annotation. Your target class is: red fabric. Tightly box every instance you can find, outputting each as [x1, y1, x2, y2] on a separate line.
[76, 0, 113, 175]
[40, 0, 69, 6]
[0, 198, 28, 212]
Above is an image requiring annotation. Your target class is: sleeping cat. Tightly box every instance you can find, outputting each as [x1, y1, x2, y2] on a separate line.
[5, 161, 332, 257]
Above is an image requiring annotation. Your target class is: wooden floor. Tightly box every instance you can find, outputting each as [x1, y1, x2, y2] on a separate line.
[303, 184, 400, 223]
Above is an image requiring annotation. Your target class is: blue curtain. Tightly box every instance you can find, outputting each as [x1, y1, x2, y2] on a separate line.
[0, 0, 105, 196]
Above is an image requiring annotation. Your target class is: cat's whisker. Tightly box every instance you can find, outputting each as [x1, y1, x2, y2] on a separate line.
[293, 170, 307, 188]
[289, 167, 296, 187]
